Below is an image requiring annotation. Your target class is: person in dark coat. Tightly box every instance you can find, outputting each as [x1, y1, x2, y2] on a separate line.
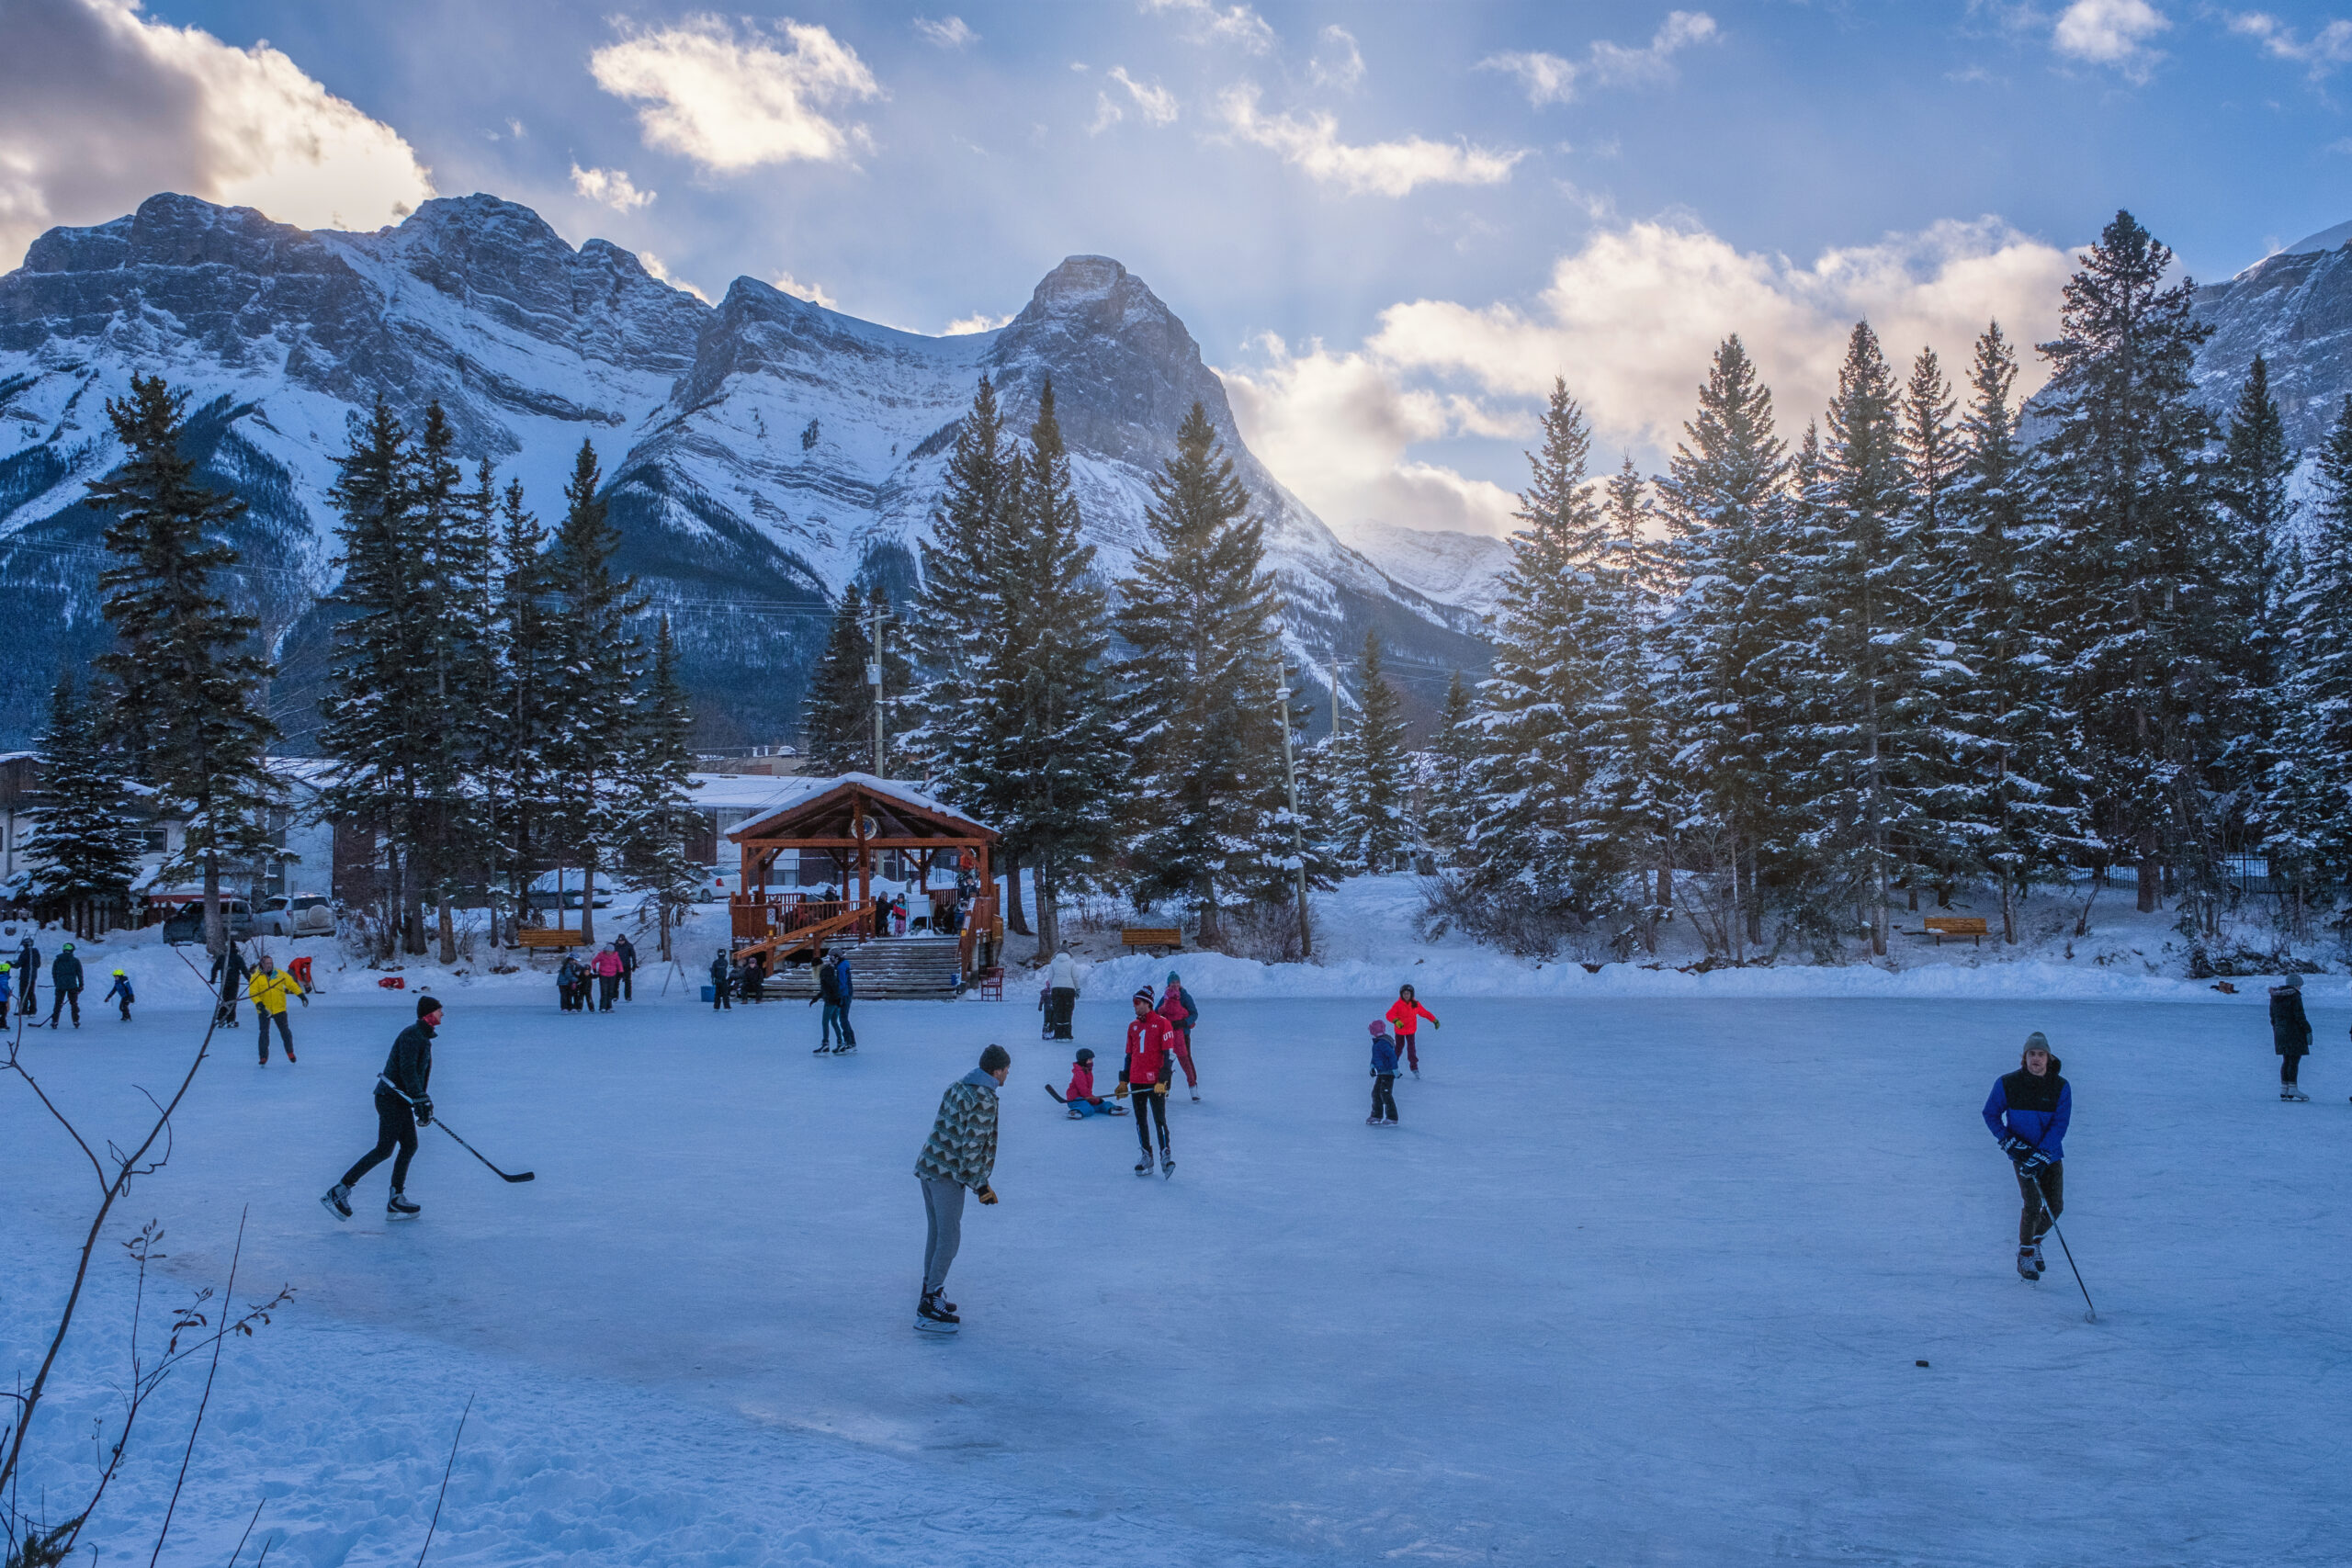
[557, 953, 583, 1012]
[615, 933, 638, 1001]
[2270, 971, 2313, 1101]
[206, 940, 246, 1029]
[709, 947, 734, 1010]
[1983, 1032, 2072, 1280]
[321, 995, 441, 1222]
[48, 941, 85, 1030]
[17, 932, 39, 1020]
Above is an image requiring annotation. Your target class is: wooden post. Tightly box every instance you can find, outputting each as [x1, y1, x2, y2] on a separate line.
[855, 797, 872, 935]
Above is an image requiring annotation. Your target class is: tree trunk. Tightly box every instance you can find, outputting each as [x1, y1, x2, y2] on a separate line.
[580, 853, 597, 946]
[1035, 847, 1060, 956]
[202, 849, 222, 955]
[436, 894, 457, 965]
[2136, 841, 2160, 914]
[1004, 852, 1032, 937]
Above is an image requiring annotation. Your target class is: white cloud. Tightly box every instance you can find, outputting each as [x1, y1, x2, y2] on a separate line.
[944, 310, 1012, 334]
[1090, 93, 1125, 134]
[1140, 0, 1275, 54]
[914, 16, 978, 50]
[589, 17, 880, 174]
[1215, 85, 1523, 197]
[2051, 0, 2168, 78]
[1226, 217, 2075, 538]
[1109, 66, 1178, 124]
[1480, 11, 1718, 107]
[2227, 12, 2352, 73]
[770, 270, 838, 309]
[639, 252, 712, 303]
[570, 163, 653, 212]
[0, 0, 434, 267]
[1310, 25, 1365, 91]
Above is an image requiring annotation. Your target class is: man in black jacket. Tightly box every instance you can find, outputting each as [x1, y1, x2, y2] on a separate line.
[47, 942, 84, 1029]
[322, 995, 441, 1222]
[16, 932, 38, 1021]
[615, 932, 638, 1002]
[709, 947, 733, 1010]
[2271, 971, 2314, 1100]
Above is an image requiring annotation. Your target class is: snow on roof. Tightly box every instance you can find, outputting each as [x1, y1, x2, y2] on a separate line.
[723, 773, 986, 839]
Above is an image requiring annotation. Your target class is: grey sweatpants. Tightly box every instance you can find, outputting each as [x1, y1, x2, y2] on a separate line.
[921, 1176, 967, 1296]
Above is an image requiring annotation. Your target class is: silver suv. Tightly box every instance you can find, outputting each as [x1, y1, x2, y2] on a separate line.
[256, 893, 335, 938]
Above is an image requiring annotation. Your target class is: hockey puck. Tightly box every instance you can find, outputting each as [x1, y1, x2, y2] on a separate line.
[1915, 1359, 1929, 1368]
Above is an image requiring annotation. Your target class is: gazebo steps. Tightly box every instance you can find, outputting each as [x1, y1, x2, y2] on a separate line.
[760, 936, 966, 999]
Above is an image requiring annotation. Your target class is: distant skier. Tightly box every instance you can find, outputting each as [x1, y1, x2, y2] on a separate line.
[1367, 1020, 1400, 1126]
[16, 932, 36, 1019]
[47, 941, 84, 1030]
[614, 932, 638, 1001]
[246, 951, 307, 1065]
[1120, 988, 1178, 1177]
[321, 995, 442, 1223]
[1057, 1047, 1126, 1118]
[1385, 984, 1440, 1078]
[709, 947, 733, 1010]
[104, 967, 133, 1021]
[1982, 1032, 2071, 1280]
[1046, 949, 1080, 1042]
[2270, 972, 2313, 1101]
[1156, 970, 1200, 1100]
[912, 1043, 1008, 1331]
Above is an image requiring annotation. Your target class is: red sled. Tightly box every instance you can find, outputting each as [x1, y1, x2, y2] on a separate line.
[377, 976, 406, 990]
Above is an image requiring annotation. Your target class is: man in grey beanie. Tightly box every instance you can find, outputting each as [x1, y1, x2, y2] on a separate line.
[912, 1043, 1008, 1330]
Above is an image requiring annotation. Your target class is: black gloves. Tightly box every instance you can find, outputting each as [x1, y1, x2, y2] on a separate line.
[415, 1099, 434, 1126]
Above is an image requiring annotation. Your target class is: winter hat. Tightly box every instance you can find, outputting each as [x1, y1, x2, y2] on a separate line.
[1369, 1019, 1389, 1035]
[1166, 970, 1181, 986]
[1075, 1047, 1095, 1064]
[61, 942, 72, 952]
[978, 1043, 1012, 1073]
[2285, 971, 2305, 990]
[416, 994, 444, 1020]
[1133, 987, 1155, 1005]
[2023, 1031, 2050, 1053]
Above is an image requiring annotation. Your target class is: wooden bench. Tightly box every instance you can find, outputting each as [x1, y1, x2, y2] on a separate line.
[1921, 916, 1987, 947]
[515, 928, 588, 951]
[1121, 927, 1182, 953]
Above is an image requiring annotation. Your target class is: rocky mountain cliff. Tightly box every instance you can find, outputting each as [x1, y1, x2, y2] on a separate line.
[0, 192, 1487, 749]
[2192, 220, 2352, 455]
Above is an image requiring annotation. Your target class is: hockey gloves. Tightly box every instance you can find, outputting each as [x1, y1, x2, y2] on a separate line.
[976, 1185, 999, 1205]
[2000, 1134, 2031, 1157]
[415, 1099, 434, 1126]
[2015, 1149, 2051, 1176]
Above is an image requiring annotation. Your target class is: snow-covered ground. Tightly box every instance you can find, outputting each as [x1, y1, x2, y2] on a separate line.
[6, 974, 2349, 1565]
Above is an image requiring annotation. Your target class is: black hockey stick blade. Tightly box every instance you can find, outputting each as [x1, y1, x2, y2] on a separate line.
[434, 1118, 535, 1182]
[1044, 1083, 1067, 1102]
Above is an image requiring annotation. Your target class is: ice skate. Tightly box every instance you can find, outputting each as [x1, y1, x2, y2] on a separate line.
[2017, 1246, 2040, 1280]
[2026, 1242, 2046, 1277]
[320, 1183, 352, 1220]
[1160, 1156, 1176, 1179]
[916, 1291, 959, 1334]
[1135, 1156, 1153, 1176]
[1068, 1106, 1083, 1119]
[387, 1190, 421, 1220]
[1366, 1114, 1382, 1124]
[2287, 1082, 2310, 1101]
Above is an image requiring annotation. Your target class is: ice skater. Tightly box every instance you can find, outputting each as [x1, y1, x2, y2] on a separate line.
[1385, 984, 1439, 1078]
[1156, 970, 1200, 1100]
[15, 931, 36, 1021]
[207, 940, 245, 1029]
[813, 947, 856, 1053]
[1983, 1031, 2071, 1280]
[1046, 948, 1080, 1041]
[47, 941, 83, 1029]
[103, 967, 133, 1021]
[912, 1043, 1007, 1331]
[1056, 1047, 1128, 1118]
[593, 942, 623, 1011]
[709, 947, 733, 1010]
[2270, 971, 2312, 1100]
[322, 995, 442, 1222]
[246, 951, 307, 1065]
[1120, 988, 1177, 1176]
[1368, 1020, 1400, 1125]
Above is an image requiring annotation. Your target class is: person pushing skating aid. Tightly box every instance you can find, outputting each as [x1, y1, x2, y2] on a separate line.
[2270, 971, 2313, 1101]
[912, 1043, 1007, 1331]
[1121, 988, 1178, 1176]
[1367, 1020, 1400, 1125]
[322, 995, 442, 1222]
[1982, 1031, 2071, 1280]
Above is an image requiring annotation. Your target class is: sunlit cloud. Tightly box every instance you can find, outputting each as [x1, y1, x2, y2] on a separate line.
[570, 163, 653, 212]
[2226, 11, 2352, 74]
[1215, 85, 1523, 197]
[914, 16, 978, 51]
[944, 310, 1012, 334]
[1480, 11, 1718, 106]
[1310, 25, 1365, 91]
[639, 251, 713, 302]
[589, 16, 880, 173]
[771, 270, 838, 309]
[1140, 0, 1275, 53]
[2051, 0, 2168, 80]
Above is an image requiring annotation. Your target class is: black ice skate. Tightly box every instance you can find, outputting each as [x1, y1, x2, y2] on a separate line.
[321, 1183, 352, 1220]
[387, 1190, 421, 1220]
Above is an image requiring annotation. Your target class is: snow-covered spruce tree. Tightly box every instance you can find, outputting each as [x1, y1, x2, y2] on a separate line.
[1332, 628, 1410, 874]
[544, 440, 647, 946]
[1943, 323, 2095, 942]
[22, 672, 145, 928]
[1894, 344, 1980, 909]
[417, 452, 502, 960]
[911, 375, 1019, 815]
[1467, 380, 1609, 916]
[990, 379, 1125, 953]
[1420, 669, 1479, 867]
[1577, 459, 1679, 954]
[803, 582, 876, 774]
[616, 613, 700, 961]
[87, 375, 280, 950]
[2035, 211, 2233, 925]
[485, 475, 560, 942]
[1114, 401, 1292, 943]
[2214, 355, 2301, 846]
[1655, 336, 1793, 958]
[2262, 397, 2352, 910]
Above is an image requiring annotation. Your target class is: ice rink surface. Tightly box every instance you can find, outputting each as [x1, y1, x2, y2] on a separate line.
[6, 988, 2349, 1565]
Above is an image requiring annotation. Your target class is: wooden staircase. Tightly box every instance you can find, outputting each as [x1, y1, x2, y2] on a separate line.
[760, 936, 966, 1000]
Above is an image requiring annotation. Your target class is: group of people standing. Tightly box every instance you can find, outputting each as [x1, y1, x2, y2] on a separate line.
[0, 932, 100, 1029]
[557, 936, 637, 1013]
[706, 945, 773, 1009]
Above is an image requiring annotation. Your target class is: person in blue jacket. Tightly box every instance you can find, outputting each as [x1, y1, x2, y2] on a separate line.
[103, 967, 134, 1021]
[1983, 1031, 2071, 1280]
[1367, 1019, 1399, 1126]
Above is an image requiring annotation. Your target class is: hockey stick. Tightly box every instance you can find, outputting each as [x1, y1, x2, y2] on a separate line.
[432, 1118, 535, 1183]
[2026, 1176, 2096, 1322]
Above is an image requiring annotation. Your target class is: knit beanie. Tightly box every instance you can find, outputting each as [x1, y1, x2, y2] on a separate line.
[2285, 971, 2305, 990]
[1133, 987, 1155, 1004]
[2023, 1031, 2049, 1053]
[1369, 1019, 1388, 1035]
[417, 994, 444, 1019]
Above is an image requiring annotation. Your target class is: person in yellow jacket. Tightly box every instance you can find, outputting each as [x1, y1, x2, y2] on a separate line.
[247, 952, 308, 1066]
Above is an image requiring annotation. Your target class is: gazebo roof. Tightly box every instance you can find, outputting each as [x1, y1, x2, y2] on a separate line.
[725, 773, 994, 845]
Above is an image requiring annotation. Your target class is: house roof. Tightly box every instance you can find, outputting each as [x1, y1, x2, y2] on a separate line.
[726, 773, 993, 843]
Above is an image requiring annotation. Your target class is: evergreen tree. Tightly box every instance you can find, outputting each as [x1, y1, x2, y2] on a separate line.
[1114, 401, 1292, 942]
[485, 476, 560, 941]
[803, 582, 876, 773]
[86, 375, 280, 948]
[2264, 398, 2352, 906]
[1655, 336, 1793, 958]
[1577, 458, 1679, 953]
[22, 672, 145, 921]
[2035, 211, 2231, 924]
[616, 614, 700, 960]
[1332, 628, 1410, 873]
[912, 376, 1020, 812]
[1421, 670, 1479, 867]
[2215, 355, 2300, 834]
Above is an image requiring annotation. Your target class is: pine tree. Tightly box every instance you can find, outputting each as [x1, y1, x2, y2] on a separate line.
[1333, 628, 1410, 873]
[86, 375, 280, 948]
[1897, 345, 1978, 908]
[2215, 355, 2300, 840]
[485, 476, 560, 942]
[1655, 336, 1793, 958]
[2036, 211, 2231, 924]
[803, 582, 876, 773]
[1468, 379, 1608, 911]
[2264, 398, 2352, 908]
[1421, 670, 1479, 867]
[1577, 458, 1679, 953]
[912, 376, 1019, 813]
[22, 672, 145, 923]
[616, 614, 699, 960]
[1114, 401, 1292, 942]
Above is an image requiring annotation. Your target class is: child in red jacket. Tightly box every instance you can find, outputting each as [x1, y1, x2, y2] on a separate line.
[1061, 1047, 1128, 1118]
[1385, 985, 1439, 1077]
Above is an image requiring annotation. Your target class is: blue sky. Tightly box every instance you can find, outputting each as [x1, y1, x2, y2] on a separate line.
[4, 0, 2348, 536]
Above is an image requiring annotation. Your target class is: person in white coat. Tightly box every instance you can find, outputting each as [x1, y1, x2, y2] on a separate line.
[1046, 950, 1080, 1041]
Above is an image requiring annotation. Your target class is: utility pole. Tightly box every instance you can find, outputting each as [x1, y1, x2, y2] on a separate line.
[1329, 649, 1344, 740]
[866, 601, 894, 777]
[1275, 672, 1313, 960]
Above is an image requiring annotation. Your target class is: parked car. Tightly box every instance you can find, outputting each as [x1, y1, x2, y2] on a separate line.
[256, 893, 335, 938]
[161, 899, 257, 945]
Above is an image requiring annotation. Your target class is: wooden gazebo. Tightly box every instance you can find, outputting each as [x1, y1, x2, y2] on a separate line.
[723, 774, 999, 972]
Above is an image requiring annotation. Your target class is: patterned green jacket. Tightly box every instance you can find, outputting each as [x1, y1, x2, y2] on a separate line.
[914, 1068, 1001, 1188]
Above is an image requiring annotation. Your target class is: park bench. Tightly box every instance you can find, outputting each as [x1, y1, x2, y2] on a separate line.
[1921, 916, 1987, 947]
[1121, 927, 1182, 953]
[515, 928, 588, 951]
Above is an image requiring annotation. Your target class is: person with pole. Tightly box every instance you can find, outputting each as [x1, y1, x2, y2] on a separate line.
[1120, 988, 1178, 1178]
[46, 940, 84, 1030]
[245, 950, 308, 1065]
[912, 1043, 1008, 1331]
[2270, 971, 2313, 1100]
[322, 995, 442, 1222]
[1982, 1032, 2072, 1281]
[16, 929, 38, 1021]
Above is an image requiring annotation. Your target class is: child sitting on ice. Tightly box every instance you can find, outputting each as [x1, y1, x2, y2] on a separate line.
[1060, 1047, 1129, 1118]
[1368, 1020, 1400, 1126]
